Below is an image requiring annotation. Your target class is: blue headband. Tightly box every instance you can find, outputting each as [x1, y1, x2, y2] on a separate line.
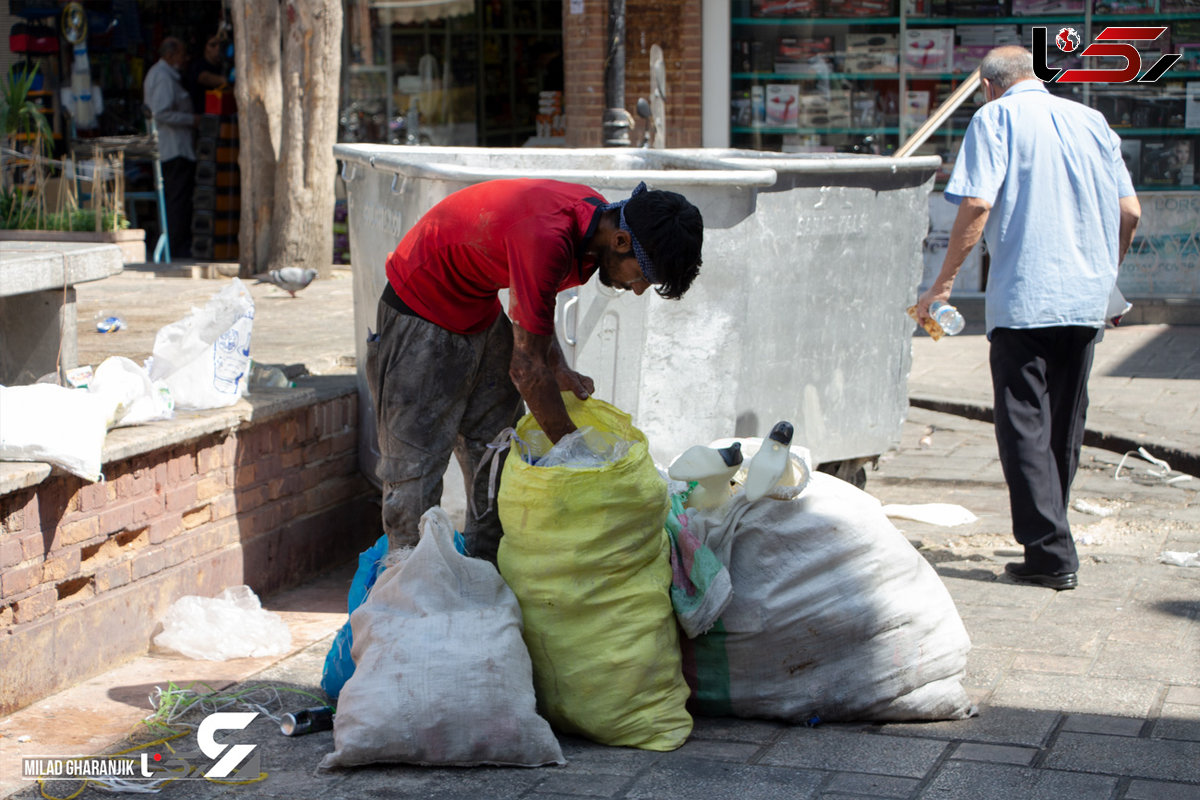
[599, 182, 657, 284]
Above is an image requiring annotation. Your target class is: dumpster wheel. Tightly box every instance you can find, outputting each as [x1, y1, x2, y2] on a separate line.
[816, 456, 877, 489]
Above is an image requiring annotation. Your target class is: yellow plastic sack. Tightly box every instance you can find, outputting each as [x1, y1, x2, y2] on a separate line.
[497, 394, 692, 751]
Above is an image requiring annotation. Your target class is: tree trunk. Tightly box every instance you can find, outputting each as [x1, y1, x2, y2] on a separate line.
[232, 0, 341, 279]
[269, 0, 342, 279]
[232, 0, 282, 277]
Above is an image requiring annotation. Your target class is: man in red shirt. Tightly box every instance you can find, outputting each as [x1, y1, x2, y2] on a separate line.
[367, 178, 704, 560]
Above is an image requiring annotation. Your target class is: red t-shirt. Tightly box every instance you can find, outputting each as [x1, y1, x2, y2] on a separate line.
[385, 179, 603, 336]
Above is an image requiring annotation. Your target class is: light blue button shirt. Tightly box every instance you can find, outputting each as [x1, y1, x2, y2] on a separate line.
[944, 80, 1135, 336]
[143, 59, 195, 162]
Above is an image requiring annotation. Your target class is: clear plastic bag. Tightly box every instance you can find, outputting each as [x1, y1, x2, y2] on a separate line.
[153, 585, 291, 661]
[535, 425, 633, 469]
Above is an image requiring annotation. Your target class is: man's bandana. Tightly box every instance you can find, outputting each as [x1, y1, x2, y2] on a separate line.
[598, 182, 657, 284]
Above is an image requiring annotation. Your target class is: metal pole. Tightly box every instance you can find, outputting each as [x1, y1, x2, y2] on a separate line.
[602, 0, 631, 146]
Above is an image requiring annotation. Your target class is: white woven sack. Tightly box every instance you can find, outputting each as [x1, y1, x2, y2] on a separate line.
[685, 472, 975, 723]
[320, 507, 564, 769]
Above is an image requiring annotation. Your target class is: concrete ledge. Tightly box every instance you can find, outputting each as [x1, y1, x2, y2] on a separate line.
[0, 240, 124, 295]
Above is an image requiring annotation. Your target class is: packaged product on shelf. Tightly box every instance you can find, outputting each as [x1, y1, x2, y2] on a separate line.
[825, 0, 893, 16]
[904, 28, 954, 73]
[752, 85, 766, 125]
[766, 83, 800, 127]
[1179, 44, 1200, 71]
[752, 0, 820, 16]
[1141, 139, 1195, 187]
[1092, 0, 1156, 11]
[775, 35, 834, 75]
[851, 91, 881, 127]
[902, 89, 931, 130]
[932, 0, 1006, 15]
[843, 33, 898, 73]
[1010, 0, 1084, 14]
[731, 90, 753, 126]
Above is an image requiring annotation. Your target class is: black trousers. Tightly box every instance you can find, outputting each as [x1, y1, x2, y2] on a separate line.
[161, 157, 195, 259]
[989, 326, 1098, 574]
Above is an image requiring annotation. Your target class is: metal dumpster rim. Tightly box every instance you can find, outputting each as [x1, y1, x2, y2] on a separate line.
[333, 144, 778, 188]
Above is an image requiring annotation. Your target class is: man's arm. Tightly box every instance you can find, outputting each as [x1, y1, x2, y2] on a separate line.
[1118, 195, 1140, 264]
[510, 324, 593, 443]
[916, 196, 991, 321]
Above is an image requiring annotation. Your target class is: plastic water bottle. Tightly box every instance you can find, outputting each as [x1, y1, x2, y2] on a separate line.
[929, 301, 965, 336]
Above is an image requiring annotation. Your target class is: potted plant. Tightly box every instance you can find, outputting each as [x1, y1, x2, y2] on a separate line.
[0, 63, 142, 259]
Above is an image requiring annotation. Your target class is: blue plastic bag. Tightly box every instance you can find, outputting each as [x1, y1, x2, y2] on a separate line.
[321, 534, 389, 701]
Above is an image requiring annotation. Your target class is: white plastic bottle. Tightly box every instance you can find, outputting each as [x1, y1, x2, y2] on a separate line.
[744, 421, 794, 502]
[929, 301, 965, 336]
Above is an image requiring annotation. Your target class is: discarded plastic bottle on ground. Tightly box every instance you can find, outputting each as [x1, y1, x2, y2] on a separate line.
[95, 315, 124, 333]
[249, 362, 291, 389]
[280, 706, 335, 736]
[929, 301, 965, 336]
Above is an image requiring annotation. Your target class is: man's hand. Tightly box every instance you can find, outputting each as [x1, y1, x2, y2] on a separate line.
[917, 196, 991, 324]
[554, 365, 594, 400]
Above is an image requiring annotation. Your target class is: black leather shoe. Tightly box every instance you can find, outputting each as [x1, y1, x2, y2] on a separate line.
[1004, 562, 1078, 590]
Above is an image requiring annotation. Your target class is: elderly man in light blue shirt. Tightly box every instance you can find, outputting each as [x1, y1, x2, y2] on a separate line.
[917, 46, 1140, 591]
[144, 37, 198, 259]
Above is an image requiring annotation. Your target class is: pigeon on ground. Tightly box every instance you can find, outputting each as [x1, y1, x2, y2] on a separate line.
[255, 267, 318, 297]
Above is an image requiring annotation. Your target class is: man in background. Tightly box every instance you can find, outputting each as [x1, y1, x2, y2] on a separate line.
[916, 46, 1141, 590]
[144, 37, 197, 259]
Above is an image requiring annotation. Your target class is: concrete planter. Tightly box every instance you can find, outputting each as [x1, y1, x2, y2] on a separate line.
[0, 228, 146, 264]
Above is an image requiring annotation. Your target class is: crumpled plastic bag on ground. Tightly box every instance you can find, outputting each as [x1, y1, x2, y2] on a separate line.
[1159, 550, 1200, 568]
[153, 585, 291, 661]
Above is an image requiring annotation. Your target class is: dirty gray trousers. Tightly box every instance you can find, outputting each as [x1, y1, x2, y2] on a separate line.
[365, 297, 523, 562]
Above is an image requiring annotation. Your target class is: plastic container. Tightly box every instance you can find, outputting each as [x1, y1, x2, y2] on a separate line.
[248, 362, 291, 389]
[95, 313, 124, 333]
[929, 301, 965, 336]
[744, 421, 795, 502]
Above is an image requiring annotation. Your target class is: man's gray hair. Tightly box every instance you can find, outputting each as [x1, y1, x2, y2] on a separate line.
[160, 37, 185, 58]
[980, 46, 1036, 91]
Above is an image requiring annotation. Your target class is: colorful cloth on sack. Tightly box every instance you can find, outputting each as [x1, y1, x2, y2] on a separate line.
[666, 491, 733, 639]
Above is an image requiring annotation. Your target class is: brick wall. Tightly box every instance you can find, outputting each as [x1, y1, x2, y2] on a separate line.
[0, 392, 381, 715]
[564, 0, 702, 148]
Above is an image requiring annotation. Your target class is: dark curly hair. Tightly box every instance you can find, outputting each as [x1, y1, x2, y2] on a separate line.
[624, 189, 703, 300]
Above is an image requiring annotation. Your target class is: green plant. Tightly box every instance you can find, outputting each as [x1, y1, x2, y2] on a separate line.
[1, 62, 52, 151]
